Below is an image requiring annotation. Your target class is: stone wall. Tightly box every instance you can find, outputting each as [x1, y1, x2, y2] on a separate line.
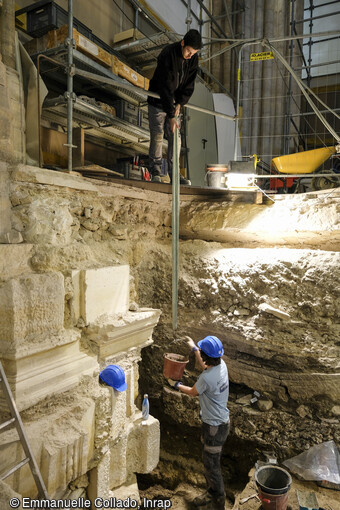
[0, 164, 339, 501]
[0, 167, 163, 501]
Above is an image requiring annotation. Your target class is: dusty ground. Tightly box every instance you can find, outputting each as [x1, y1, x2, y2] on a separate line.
[139, 471, 340, 510]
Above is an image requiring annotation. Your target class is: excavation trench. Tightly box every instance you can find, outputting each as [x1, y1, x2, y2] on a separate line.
[137, 333, 340, 508]
[2, 170, 339, 506]
[137, 384, 259, 508]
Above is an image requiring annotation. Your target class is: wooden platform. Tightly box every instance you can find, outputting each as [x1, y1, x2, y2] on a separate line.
[82, 174, 263, 204]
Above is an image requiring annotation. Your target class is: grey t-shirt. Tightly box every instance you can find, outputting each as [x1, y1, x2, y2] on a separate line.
[195, 359, 230, 426]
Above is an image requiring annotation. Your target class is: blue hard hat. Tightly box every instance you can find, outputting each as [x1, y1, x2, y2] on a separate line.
[198, 336, 224, 358]
[99, 365, 127, 391]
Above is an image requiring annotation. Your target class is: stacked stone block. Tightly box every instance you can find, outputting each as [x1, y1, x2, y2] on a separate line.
[0, 262, 160, 501]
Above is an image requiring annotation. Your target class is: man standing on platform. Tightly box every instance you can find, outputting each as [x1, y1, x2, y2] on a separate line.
[147, 29, 202, 185]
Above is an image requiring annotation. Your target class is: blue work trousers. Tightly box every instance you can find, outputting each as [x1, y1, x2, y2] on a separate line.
[201, 421, 230, 499]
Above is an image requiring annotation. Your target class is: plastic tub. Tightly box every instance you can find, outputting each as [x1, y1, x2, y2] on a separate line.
[163, 353, 189, 380]
[258, 489, 289, 510]
[255, 465, 292, 495]
[255, 466, 292, 510]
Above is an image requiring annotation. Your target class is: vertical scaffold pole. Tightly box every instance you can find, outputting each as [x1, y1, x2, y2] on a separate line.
[66, 0, 74, 172]
[172, 126, 180, 331]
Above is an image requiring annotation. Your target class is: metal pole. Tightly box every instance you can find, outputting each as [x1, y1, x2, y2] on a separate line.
[72, 67, 236, 120]
[172, 126, 180, 332]
[37, 55, 42, 169]
[37, 53, 68, 169]
[186, 102, 234, 120]
[267, 42, 340, 144]
[284, 0, 295, 154]
[306, 0, 313, 90]
[234, 42, 254, 160]
[196, 0, 229, 39]
[186, 0, 192, 30]
[66, 0, 74, 172]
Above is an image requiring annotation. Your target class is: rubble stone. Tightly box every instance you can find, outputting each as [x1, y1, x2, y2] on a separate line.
[257, 399, 273, 411]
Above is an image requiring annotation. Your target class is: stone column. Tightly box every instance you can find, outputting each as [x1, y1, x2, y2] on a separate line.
[0, 0, 16, 70]
[0, 2, 26, 240]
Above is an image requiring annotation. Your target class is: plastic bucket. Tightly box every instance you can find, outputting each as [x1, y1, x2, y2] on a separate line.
[206, 164, 228, 172]
[258, 489, 289, 510]
[255, 465, 292, 495]
[163, 353, 189, 379]
[255, 466, 291, 510]
[206, 170, 226, 188]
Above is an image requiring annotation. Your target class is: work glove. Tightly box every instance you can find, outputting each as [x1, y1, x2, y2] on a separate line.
[184, 335, 198, 352]
[167, 378, 181, 390]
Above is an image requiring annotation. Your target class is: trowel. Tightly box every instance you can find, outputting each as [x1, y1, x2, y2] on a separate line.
[296, 490, 323, 510]
[239, 493, 259, 505]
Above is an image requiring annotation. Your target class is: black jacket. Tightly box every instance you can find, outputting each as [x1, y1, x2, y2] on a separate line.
[148, 41, 198, 118]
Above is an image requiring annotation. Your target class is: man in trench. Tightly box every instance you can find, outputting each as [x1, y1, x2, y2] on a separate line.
[168, 335, 230, 510]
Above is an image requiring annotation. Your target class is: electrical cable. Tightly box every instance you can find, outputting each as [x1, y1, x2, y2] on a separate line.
[255, 184, 276, 202]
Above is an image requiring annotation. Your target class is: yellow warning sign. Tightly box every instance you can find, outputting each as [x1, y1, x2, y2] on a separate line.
[250, 51, 274, 61]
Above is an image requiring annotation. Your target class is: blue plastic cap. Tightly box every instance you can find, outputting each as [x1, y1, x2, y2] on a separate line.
[99, 365, 127, 391]
[198, 335, 224, 358]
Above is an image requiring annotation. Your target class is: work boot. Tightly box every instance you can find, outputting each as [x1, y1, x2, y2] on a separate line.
[169, 176, 192, 185]
[180, 176, 191, 185]
[151, 174, 162, 183]
[192, 491, 214, 507]
[213, 496, 226, 510]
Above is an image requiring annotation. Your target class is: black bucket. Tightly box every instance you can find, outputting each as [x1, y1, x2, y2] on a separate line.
[255, 465, 292, 495]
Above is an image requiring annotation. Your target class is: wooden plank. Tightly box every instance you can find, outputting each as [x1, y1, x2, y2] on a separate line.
[81, 175, 263, 203]
[73, 165, 123, 177]
[73, 128, 84, 168]
[41, 128, 68, 167]
[113, 28, 144, 45]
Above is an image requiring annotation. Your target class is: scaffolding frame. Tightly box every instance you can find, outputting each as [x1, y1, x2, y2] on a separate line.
[285, 0, 340, 153]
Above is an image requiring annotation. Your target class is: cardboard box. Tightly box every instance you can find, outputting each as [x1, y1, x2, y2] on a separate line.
[118, 61, 146, 89]
[111, 54, 119, 76]
[112, 55, 150, 89]
[113, 28, 144, 45]
[51, 25, 111, 68]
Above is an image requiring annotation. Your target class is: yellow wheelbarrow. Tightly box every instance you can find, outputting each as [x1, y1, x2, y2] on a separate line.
[270, 147, 339, 191]
[271, 146, 336, 174]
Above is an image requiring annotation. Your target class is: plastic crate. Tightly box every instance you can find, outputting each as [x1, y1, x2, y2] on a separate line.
[139, 109, 149, 130]
[115, 157, 150, 180]
[16, 1, 92, 39]
[113, 99, 140, 125]
[115, 158, 132, 179]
